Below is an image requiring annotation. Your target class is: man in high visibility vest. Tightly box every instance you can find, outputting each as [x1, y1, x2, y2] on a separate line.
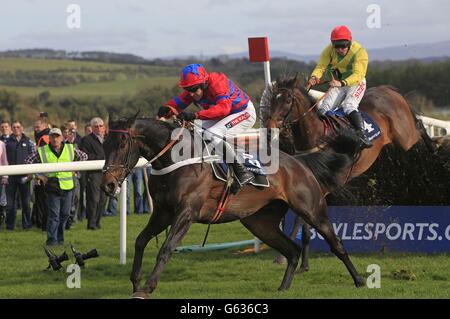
[26, 128, 87, 246]
[308, 25, 372, 148]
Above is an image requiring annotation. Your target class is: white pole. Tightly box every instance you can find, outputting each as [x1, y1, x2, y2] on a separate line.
[119, 178, 127, 265]
[253, 60, 272, 254]
[263, 60, 271, 85]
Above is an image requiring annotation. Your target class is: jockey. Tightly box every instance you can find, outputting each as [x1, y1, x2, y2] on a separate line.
[308, 25, 372, 148]
[158, 63, 256, 186]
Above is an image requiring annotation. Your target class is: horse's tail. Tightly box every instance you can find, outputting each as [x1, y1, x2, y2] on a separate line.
[295, 130, 361, 193]
[403, 93, 437, 153]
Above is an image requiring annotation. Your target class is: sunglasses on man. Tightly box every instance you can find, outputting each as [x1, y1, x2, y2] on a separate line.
[333, 41, 350, 49]
[185, 85, 202, 93]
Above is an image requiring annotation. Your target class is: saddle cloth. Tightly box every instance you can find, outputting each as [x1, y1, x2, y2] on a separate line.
[325, 109, 382, 142]
[204, 140, 270, 188]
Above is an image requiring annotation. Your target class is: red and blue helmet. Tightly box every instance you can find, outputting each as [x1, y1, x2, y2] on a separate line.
[179, 64, 209, 88]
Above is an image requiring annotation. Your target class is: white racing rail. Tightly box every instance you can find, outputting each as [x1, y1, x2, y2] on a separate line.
[0, 158, 150, 265]
[418, 116, 450, 137]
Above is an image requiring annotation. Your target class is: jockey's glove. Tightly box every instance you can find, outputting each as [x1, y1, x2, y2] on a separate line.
[308, 76, 318, 86]
[177, 112, 197, 121]
[157, 106, 171, 118]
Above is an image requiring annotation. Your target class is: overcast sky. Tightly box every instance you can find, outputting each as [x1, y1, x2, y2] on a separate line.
[1, 0, 449, 58]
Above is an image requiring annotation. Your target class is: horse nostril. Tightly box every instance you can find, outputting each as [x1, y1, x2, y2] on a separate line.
[107, 182, 116, 192]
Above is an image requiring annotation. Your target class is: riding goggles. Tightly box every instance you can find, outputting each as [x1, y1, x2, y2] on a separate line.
[332, 40, 351, 49]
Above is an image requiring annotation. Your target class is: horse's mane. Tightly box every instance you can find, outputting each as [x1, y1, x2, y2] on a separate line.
[135, 117, 178, 131]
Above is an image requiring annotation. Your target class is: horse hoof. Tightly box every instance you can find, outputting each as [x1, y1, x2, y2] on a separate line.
[355, 278, 366, 288]
[273, 255, 287, 265]
[131, 291, 149, 299]
[296, 266, 309, 274]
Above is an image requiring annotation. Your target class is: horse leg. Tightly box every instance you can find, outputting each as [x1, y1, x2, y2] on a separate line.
[300, 205, 365, 287]
[274, 215, 302, 265]
[297, 223, 311, 273]
[240, 203, 301, 291]
[136, 208, 193, 298]
[130, 209, 172, 295]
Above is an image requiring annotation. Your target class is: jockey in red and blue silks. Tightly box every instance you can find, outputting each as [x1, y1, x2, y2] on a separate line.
[158, 63, 256, 186]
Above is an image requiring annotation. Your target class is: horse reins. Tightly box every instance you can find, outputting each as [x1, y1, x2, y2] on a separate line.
[103, 128, 136, 186]
[104, 118, 186, 187]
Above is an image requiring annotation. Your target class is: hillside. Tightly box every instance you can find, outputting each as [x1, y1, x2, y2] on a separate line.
[0, 57, 179, 98]
[0, 55, 448, 128]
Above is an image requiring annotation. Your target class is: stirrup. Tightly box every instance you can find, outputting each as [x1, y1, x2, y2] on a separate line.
[237, 172, 254, 186]
[358, 133, 372, 148]
[232, 164, 254, 187]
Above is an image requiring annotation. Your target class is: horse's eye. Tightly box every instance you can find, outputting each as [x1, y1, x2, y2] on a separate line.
[286, 97, 293, 104]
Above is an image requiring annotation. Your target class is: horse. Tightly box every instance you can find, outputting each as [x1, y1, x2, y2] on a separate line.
[265, 76, 436, 174]
[101, 113, 365, 298]
[264, 75, 437, 269]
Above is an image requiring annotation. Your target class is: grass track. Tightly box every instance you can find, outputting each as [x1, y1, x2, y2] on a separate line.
[0, 213, 449, 299]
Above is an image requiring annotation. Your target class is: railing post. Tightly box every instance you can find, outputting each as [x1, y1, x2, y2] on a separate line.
[119, 179, 127, 265]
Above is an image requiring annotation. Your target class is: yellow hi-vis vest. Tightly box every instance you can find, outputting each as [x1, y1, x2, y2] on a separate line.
[38, 143, 75, 190]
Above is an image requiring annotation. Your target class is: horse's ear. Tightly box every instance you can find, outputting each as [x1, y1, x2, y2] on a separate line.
[286, 74, 298, 88]
[293, 73, 303, 88]
[108, 111, 116, 125]
[126, 110, 140, 128]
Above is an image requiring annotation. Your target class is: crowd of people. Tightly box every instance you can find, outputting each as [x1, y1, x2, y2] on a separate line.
[0, 115, 151, 246]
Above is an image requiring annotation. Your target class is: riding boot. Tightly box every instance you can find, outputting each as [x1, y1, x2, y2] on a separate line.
[219, 139, 255, 186]
[348, 111, 372, 148]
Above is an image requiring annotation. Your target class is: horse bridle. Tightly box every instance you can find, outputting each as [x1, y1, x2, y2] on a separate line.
[103, 128, 136, 187]
[103, 121, 186, 187]
[275, 86, 329, 132]
[273, 87, 305, 132]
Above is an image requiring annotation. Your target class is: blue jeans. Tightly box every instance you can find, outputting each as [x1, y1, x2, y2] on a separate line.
[5, 177, 31, 230]
[46, 189, 73, 245]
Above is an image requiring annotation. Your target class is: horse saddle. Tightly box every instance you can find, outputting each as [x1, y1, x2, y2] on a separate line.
[203, 139, 269, 191]
[324, 109, 382, 142]
[211, 154, 269, 187]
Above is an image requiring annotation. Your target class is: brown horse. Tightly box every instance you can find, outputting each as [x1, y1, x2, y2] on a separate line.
[265, 75, 436, 270]
[101, 114, 365, 298]
[265, 76, 436, 176]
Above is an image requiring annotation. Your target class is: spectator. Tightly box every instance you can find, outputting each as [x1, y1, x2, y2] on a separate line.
[0, 121, 10, 225]
[84, 124, 92, 136]
[0, 120, 11, 142]
[5, 121, 35, 230]
[26, 128, 87, 246]
[80, 117, 107, 230]
[67, 120, 83, 146]
[31, 117, 51, 230]
[0, 140, 8, 228]
[62, 125, 82, 229]
[76, 122, 91, 222]
[34, 117, 50, 147]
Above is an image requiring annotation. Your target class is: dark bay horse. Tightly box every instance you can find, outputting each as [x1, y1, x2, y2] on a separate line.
[265, 76, 436, 269]
[101, 114, 365, 298]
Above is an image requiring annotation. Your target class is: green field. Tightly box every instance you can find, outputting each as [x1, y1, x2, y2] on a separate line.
[0, 57, 178, 98]
[0, 212, 449, 299]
